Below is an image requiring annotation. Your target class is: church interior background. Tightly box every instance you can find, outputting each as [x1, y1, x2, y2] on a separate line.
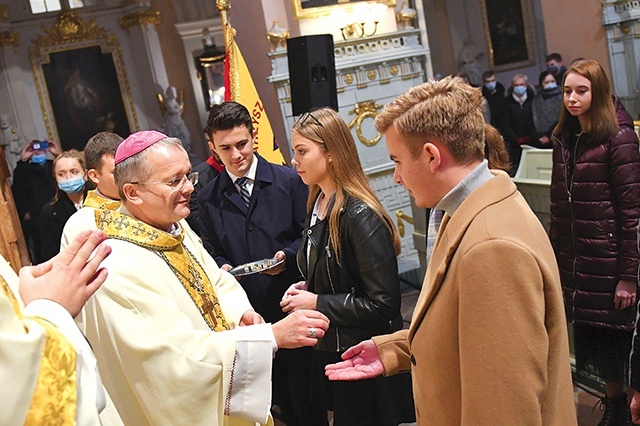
[1, 0, 639, 401]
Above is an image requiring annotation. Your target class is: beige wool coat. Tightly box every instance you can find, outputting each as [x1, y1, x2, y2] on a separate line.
[373, 172, 576, 425]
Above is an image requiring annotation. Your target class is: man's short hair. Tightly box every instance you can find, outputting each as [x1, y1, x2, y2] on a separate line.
[84, 132, 124, 171]
[482, 70, 496, 81]
[375, 76, 486, 165]
[114, 137, 183, 200]
[206, 101, 253, 140]
[545, 53, 562, 63]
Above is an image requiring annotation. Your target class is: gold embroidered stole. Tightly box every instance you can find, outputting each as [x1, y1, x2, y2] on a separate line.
[0, 276, 77, 425]
[83, 190, 121, 210]
[94, 209, 230, 332]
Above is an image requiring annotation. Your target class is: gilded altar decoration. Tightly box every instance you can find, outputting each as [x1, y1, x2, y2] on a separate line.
[396, 1, 417, 29]
[347, 100, 382, 146]
[266, 21, 289, 52]
[396, 210, 414, 238]
[29, 11, 139, 151]
[0, 6, 9, 22]
[0, 31, 20, 50]
[119, 10, 161, 31]
[291, 0, 396, 20]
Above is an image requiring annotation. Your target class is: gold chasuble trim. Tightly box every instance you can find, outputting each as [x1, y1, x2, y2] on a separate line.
[94, 209, 230, 332]
[0, 274, 20, 315]
[83, 190, 121, 210]
[0, 276, 78, 425]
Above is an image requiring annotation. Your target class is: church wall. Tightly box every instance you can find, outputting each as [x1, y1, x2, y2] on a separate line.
[422, 0, 457, 77]
[152, 0, 209, 161]
[539, 0, 611, 77]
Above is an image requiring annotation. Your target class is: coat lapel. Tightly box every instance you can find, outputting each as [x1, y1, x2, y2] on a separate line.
[407, 172, 518, 343]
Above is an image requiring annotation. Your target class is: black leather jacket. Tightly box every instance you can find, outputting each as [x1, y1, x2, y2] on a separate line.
[297, 195, 402, 352]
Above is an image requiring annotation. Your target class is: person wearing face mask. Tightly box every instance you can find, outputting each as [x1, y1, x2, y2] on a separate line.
[504, 73, 536, 175]
[531, 70, 562, 148]
[481, 70, 508, 135]
[11, 140, 61, 263]
[546, 53, 567, 83]
[38, 149, 87, 262]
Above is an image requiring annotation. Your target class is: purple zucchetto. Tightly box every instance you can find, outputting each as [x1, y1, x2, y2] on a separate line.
[114, 130, 168, 165]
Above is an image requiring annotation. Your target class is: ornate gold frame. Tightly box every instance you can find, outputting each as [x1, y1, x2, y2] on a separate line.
[29, 11, 138, 148]
[291, 0, 396, 19]
[480, 0, 535, 71]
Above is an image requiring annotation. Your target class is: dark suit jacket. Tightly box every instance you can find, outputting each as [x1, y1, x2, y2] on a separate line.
[197, 154, 308, 322]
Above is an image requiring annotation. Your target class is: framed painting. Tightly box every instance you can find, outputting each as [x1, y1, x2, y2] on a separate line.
[29, 11, 138, 151]
[291, 0, 396, 19]
[480, 0, 535, 71]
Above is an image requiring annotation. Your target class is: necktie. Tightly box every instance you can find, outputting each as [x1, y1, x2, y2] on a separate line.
[426, 209, 444, 266]
[236, 177, 251, 207]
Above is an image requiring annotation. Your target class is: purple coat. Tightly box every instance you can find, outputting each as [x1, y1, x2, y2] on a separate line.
[549, 97, 640, 330]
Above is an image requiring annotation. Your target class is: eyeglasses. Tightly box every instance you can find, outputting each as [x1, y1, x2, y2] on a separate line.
[299, 111, 323, 127]
[131, 172, 199, 190]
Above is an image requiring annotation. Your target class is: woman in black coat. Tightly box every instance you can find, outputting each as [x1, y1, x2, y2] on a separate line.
[39, 149, 87, 261]
[281, 108, 415, 426]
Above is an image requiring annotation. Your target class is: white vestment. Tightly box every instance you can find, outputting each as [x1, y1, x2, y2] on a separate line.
[0, 255, 114, 425]
[79, 206, 274, 425]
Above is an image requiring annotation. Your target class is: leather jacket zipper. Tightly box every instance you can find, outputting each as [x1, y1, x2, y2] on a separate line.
[325, 245, 340, 351]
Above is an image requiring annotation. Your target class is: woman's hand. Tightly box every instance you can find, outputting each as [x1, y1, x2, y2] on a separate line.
[280, 281, 316, 313]
[614, 279, 637, 310]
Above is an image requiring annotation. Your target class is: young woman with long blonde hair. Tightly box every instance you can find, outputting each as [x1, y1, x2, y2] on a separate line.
[281, 108, 414, 426]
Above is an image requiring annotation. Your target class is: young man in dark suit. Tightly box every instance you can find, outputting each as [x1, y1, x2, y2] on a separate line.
[197, 101, 326, 426]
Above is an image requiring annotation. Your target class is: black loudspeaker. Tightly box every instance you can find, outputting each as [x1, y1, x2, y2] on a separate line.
[287, 35, 338, 116]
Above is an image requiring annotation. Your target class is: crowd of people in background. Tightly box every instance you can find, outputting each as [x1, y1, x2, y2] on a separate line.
[1, 54, 639, 426]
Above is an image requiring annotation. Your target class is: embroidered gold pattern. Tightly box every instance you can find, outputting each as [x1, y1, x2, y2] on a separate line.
[95, 210, 229, 331]
[1, 276, 78, 424]
[25, 318, 78, 425]
[0, 275, 20, 315]
[83, 190, 121, 210]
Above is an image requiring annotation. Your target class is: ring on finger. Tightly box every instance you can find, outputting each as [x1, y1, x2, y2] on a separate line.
[308, 327, 317, 339]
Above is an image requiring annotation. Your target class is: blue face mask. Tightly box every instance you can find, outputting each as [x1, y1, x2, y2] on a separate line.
[484, 81, 497, 91]
[513, 85, 527, 96]
[30, 153, 47, 165]
[543, 82, 558, 90]
[548, 66, 558, 75]
[58, 176, 85, 194]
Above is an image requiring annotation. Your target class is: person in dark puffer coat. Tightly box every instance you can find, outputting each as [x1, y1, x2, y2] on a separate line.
[550, 59, 640, 426]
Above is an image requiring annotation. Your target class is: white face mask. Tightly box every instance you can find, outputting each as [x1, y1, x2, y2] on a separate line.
[543, 82, 558, 90]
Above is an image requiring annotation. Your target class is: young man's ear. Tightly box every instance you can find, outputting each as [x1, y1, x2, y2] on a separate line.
[423, 142, 442, 172]
[87, 169, 99, 186]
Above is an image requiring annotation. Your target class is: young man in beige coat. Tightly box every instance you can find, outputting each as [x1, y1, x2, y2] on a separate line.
[325, 76, 577, 425]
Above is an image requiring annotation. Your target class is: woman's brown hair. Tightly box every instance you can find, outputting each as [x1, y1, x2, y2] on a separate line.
[291, 108, 401, 261]
[554, 59, 619, 140]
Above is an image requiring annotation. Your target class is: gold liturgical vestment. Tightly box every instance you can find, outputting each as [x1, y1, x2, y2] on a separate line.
[0, 255, 110, 425]
[79, 206, 274, 426]
[95, 208, 229, 332]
